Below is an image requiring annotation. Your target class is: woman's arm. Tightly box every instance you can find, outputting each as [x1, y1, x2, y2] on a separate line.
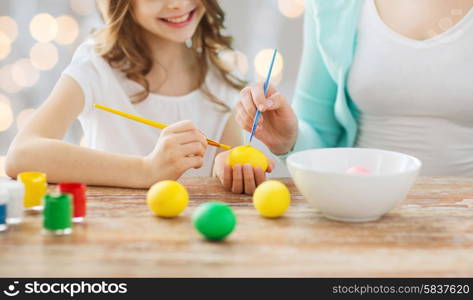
[290, 0, 343, 152]
[5, 76, 208, 188]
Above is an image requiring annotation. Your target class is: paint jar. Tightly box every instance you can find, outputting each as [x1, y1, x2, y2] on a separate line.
[58, 183, 86, 223]
[0, 188, 8, 232]
[43, 193, 72, 235]
[18, 172, 47, 211]
[1, 180, 25, 225]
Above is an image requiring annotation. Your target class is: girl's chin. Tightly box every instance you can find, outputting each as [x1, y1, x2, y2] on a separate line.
[151, 30, 196, 45]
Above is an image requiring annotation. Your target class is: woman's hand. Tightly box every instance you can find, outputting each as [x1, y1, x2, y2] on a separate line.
[213, 150, 275, 195]
[143, 120, 208, 184]
[235, 82, 298, 155]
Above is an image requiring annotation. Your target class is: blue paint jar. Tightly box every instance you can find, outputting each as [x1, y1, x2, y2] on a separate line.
[0, 188, 7, 232]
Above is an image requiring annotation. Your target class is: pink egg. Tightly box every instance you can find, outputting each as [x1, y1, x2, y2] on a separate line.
[346, 166, 371, 174]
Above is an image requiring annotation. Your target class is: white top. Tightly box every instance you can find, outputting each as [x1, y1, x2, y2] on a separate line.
[348, 0, 473, 176]
[63, 40, 239, 176]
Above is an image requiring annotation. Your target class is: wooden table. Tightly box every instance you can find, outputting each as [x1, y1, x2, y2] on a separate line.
[1, 177, 473, 277]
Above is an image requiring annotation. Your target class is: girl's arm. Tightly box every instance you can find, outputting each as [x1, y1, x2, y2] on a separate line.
[6, 76, 207, 188]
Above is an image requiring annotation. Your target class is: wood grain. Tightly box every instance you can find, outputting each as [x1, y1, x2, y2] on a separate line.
[1, 177, 472, 277]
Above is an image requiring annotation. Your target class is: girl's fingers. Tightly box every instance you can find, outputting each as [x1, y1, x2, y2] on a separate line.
[243, 164, 256, 195]
[170, 130, 207, 148]
[223, 164, 233, 191]
[182, 155, 204, 170]
[254, 166, 266, 186]
[180, 141, 206, 157]
[164, 120, 196, 134]
[165, 122, 207, 148]
[231, 164, 244, 194]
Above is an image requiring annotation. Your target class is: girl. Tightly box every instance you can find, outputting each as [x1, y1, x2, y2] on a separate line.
[223, 0, 473, 191]
[6, 0, 269, 189]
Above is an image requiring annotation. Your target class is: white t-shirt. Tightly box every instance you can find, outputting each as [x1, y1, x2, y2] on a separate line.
[63, 40, 239, 176]
[348, 0, 473, 176]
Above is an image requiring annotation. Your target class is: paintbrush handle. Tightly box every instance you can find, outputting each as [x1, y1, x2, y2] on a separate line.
[93, 104, 231, 150]
[249, 49, 278, 144]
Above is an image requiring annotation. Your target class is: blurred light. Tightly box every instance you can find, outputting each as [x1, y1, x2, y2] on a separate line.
[0, 16, 18, 42]
[0, 64, 22, 93]
[17, 108, 35, 130]
[30, 13, 58, 42]
[30, 42, 59, 71]
[0, 156, 6, 177]
[220, 50, 249, 75]
[0, 32, 11, 60]
[0, 94, 13, 132]
[11, 58, 40, 88]
[278, 0, 305, 18]
[80, 136, 87, 147]
[70, 0, 96, 16]
[263, 72, 283, 86]
[254, 49, 284, 82]
[55, 15, 79, 45]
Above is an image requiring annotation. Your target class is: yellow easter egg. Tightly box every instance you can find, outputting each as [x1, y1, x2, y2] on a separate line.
[253, 180, 290, 218]
[228, 145, 269, 171]
[147, 180, 188, 218]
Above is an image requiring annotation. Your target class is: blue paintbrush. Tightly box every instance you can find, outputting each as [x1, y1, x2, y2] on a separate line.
[248, 48, 278, 144]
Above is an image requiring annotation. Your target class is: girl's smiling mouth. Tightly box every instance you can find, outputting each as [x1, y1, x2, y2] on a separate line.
[159, 9, 196, 28]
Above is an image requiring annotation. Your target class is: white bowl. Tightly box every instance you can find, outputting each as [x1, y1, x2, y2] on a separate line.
[287, 148, 421, 222]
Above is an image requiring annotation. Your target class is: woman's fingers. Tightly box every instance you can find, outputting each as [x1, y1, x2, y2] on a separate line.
[265, 83, 277, 97]
[260, 92, 287, 112]
[267, 158, 276, 173]
[231, 164, 244, 194]
[223, 164, 233, 191]
[240, 87, 258, 118]
[225, 163, 270, 194]
[250, 82, 267, 109]
[254, 166, 266, 186]
[235, 107, 253, 132]
[243, 164, 256, 195]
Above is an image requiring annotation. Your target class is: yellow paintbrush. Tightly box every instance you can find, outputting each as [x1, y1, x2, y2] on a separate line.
[94, 104, 231, 150]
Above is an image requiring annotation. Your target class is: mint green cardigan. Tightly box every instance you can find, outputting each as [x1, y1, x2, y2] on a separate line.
[283, 0, 364, 157]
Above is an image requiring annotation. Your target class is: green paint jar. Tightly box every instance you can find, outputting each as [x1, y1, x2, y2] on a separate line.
[43, 193, 72, 235]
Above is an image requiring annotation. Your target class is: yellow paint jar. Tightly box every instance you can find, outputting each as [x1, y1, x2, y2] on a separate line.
[18, 172, 47, 210]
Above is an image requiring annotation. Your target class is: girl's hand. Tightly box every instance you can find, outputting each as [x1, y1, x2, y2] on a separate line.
[213, 150, 275, 195]
[143, 120, 208, 184]
[235, 82, 299, 155]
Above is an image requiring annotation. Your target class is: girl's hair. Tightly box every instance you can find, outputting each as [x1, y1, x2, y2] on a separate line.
[94, 0, 246, 109]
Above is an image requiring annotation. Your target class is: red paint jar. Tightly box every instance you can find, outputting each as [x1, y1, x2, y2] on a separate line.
[58, 183, 87, 223]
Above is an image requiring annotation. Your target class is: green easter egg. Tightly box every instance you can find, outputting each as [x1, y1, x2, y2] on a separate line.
[192, 202, 236, 241]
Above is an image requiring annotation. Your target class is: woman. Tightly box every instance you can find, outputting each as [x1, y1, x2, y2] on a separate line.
[218, 0, 473, 192]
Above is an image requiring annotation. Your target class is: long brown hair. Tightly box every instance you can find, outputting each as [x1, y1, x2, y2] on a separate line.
[94, 0, 246, 109]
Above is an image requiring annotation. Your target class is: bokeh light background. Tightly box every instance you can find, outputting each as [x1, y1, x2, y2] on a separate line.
[0, 0, 305, 177]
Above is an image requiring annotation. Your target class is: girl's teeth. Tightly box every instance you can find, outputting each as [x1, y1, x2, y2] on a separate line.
[165, 14, 189, 23]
